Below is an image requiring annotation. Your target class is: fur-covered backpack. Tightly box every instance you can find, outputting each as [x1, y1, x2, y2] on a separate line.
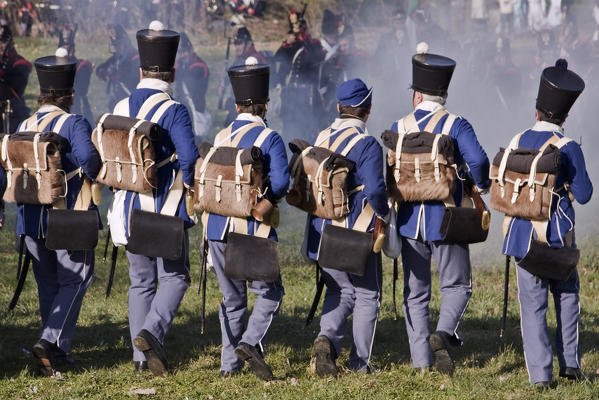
[1, 110, 72, 205]
[382, 110, 458, 203]
[92, 92, 178, 193]
[490, 132, 570, 221]
[286, 127, 364, 220]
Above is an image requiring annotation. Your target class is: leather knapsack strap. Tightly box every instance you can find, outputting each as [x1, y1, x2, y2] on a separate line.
[327, 127, 359, 152]
[199, 123, 260, 176]
[423, 110, 448, 133]
[315, 127, 334, 148]
[253, 127, 273, 148]
[340, 133, 365, 157]
[441, 113, 457, 136]
[331, 202, 375, 232]
[136, 92, 171, 120]
[161, 170, 184, 216]
[231, 216, 271, 238]
[497, 131, 525, 186]
[37, 110, 65, 132]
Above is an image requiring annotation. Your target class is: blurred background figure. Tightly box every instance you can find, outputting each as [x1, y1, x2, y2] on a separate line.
[57, 24, 94, 125]
[96, 24, 139, 110]
[176, 32, 211, 141]
[228, 0, 266, 17]
[0, 24, 30, 133]
[498, 0, 516, 36]
[274, 6, 324, 140]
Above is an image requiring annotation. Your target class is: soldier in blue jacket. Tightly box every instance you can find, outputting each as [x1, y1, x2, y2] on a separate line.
[389, 49, 490, 375]
[111, 21, 200, 376]
[305, 79, 389, 377]
[16, 52, 101, 376]
[205, 60, 289, 381]
[502, 60, 592, 388]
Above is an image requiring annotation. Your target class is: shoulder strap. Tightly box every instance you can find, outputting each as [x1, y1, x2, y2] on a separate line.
[230, 122, 260, 147]
[441, 113, 458, 136]
[214, 124, 233, 145]
[528, 134, 560, 188]
[253, 127, 273, 148]
[315, 127, 334, 148]
[52, 113, 71, 134]
[328, 127, 359, 152]
[423, 110, 448, 132]
[37, 110, 65, 132]
[555, 137, 573, 149]
[401, 113, 418, 134]
[340, 132, 365, 156]
[497, 131, 525, 185]
[149, 99, 178, 124]
[114, 97, 130, 116]
[136, 92, 172, 120]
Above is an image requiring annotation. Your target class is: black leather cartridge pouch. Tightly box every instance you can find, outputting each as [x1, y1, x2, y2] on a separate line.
[224, 232, 279, 282]
[127, 209, 184, 260]
[440, 207, 489, 244]
[46, 209, 99, 251]
[519, 239, 579, 281]
[317, 224, 371, 276]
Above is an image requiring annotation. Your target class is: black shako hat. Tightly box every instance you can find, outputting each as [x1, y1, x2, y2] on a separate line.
[536, 59, 584, 120]
[136, 21, 180, 72]
[228, 63, 269, 106]
[34, 53, 77, 95]
[411, 52, 456, 97]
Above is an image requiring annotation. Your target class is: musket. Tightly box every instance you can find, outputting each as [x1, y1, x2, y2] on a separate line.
[105, 244, 118, 299]
[217, 36, 232, 110]
[305, 264, 325, 327]
[500, 255, 510, 338]
[199, 237, 208, 334]
[3, 99, 11, 134]
[9, 250, 31, 310]
[392, 259, 399, 321]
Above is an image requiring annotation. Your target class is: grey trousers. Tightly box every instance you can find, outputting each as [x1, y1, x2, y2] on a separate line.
[208, 240, 284, 372]
[401, 235, 472, 368]
[27, 236, 94, 353]
[516, 263, 581, 383]
[318, 252, 382, 371]
[127, 234, 191, 362]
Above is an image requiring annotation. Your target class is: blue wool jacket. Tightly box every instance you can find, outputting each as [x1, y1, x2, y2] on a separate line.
[206, 114, 290, 241]
[14, 105, 101, 237]
[113, 79, 200, 230]
[502, 121, 592, 259]
[305, 117, 389, 260]
[390, 101, 491, 241]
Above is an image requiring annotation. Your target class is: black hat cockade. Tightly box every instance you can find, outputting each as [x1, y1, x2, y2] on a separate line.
[536, 59, 584, 120]
[34, 50, 77, 96]
[411, 46, 456, 97]
[136, 21, 180, 73]
[228, 62, 269, 106]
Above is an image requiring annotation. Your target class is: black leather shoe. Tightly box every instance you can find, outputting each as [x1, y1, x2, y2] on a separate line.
[52, 347, 77, 367]
[133, 329, 168, 377]
[234, 342, 273, 381]
[428, 331, 455, 376]
[219, 368, 242, 378]
[534, 381, 552, 390]
[32, 339, 55, 377]
[559, 367, 586, 381]
[134, 361, 148, 372]
[313, 335, 338, 378]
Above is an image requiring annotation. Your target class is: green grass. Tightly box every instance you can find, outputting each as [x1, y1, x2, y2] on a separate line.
[1, 19, 599, 400]
[1, 204, 599, 399]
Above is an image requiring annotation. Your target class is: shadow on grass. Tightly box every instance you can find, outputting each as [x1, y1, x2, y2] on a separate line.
[2, 292, 599, 379]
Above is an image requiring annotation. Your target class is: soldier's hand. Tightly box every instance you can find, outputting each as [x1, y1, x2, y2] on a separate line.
[286, 34, 297, 45]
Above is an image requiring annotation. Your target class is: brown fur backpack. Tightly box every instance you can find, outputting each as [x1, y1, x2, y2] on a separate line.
[490, 132, 570, 221]
[382, 110, 458, 203]
[93, 92, 179, 193]
[193, 122, 272, 218]
[1, 110, 73, 205]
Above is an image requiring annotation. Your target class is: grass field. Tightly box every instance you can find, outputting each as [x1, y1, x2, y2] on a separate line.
[1, 24, 599, 400]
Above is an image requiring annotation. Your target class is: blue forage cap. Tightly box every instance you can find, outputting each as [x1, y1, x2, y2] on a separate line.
[336, 78, 373, 107]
